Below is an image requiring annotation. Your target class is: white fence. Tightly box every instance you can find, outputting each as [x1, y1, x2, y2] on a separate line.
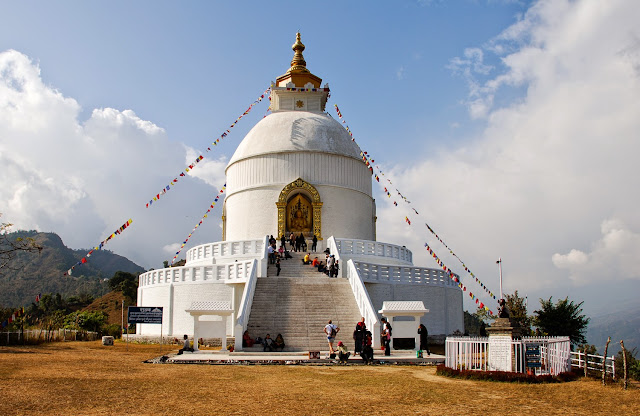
[571, 350, 616, 379]
[354, 262, 458, 287]
[0, 329, 100, 345]
[139, 260, 256, 287]
[235, 259, 259, 351]
[345, 260, 380, 348]
[332, 238, 413, 264]
[445, 336, 572, 375]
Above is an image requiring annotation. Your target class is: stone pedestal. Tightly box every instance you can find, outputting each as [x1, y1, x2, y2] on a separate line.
[487, 318, 521, 372]
[486, 318, 521, 338]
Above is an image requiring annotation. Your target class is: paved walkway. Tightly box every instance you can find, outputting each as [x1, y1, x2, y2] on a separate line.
[157, 349, 444, 365]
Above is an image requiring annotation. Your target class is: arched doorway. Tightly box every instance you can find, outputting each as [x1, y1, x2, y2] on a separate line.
[276, 178, 322, 240]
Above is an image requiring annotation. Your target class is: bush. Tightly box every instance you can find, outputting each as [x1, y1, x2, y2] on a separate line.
[103, 324, 122, 339]
[435, 364, 579, 383]
[615, 347, 640, 381]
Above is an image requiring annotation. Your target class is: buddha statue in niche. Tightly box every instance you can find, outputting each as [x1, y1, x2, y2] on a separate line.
[288, 195, 311, 232]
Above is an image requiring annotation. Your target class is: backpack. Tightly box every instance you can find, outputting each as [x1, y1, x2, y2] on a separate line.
[330, 326, 337, 337]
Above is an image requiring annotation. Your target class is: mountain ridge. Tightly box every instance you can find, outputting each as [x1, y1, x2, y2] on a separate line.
[1, 230, 145, 308]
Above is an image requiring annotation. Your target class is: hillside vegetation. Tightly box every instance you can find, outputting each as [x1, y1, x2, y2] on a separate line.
[0, 231, 144, 308]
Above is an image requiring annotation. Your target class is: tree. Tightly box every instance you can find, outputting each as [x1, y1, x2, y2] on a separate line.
[64, 311, 108, 333]
[505, 291, 532, 335]
[0, 214, 42, 277]
[465, 310, 488, 336]
[533, 297, 590, 346]
[615, 347, 640, 382]
[108, 271, 139, 301]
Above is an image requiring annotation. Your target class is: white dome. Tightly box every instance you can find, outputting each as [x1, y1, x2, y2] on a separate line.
[227, 111, 362, 167]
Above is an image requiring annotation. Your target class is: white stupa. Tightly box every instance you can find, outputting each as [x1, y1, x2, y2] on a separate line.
[137, 34, 463, 351]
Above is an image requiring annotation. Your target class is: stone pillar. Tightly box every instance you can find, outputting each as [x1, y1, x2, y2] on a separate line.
[486, 318, 521, 372]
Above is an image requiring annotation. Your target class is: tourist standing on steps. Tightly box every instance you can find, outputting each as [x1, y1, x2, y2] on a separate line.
[280, 234, 286, 248]
[418, 324, 431, 356]
[267, 244, 274, 264]
[353, 317, 366, 356]
[312, 235, 317, 252]
[381, 317, 392, 356]
[276, 257, 281, 276]
[289, 232, 295, 251]
[324, 320, 339, 354]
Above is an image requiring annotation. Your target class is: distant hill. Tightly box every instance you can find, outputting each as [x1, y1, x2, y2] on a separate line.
[587, 306, 640, 356]
[0, 230, 145, 308]
[82, 290, 136, 326]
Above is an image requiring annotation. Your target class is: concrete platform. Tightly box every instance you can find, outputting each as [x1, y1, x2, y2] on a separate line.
[150, 350, 444, 365]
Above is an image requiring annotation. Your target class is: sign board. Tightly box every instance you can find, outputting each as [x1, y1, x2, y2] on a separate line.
[128, 306, 163, 324]
[525, 343, 542, 368]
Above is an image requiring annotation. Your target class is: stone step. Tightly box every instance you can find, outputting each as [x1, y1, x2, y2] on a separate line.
[245, 274, 362, 352]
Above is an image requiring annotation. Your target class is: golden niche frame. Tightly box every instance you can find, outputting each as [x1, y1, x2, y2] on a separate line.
[276, 178, 322, 240]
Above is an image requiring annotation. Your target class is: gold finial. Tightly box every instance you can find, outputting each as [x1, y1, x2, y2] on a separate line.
[288, 32, 308, 73]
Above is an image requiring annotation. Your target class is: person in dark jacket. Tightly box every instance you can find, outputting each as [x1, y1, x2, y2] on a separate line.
[353, 317, 366, 356]
[418, 324, 431, 356]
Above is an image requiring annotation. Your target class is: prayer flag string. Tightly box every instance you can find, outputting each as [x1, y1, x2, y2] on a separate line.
[334, 104, 496, 312]
[145, 87, 270, 209]
[170, 184, 226, 265]
[63, 219, 133, 276]
[2, 293, 42, 328]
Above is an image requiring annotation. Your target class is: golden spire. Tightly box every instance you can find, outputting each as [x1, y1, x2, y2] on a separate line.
[288, 32, 308, 73]
[276, 32, 322, 88]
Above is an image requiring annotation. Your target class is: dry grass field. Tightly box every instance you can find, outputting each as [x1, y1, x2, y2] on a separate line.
[0, 341, 637, 415]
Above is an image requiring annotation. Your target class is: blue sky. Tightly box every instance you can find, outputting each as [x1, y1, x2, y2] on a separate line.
[2, 0, 640, 321]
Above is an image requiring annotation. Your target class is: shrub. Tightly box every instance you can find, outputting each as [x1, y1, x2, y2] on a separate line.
[103, 324, 122, 339]
[436, 364, 579, 383]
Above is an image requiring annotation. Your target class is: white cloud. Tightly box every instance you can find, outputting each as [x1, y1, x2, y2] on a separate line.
[0, 50, 221, 269]
[378, 0, 640, 309]
[396, 66, 405, 81]
[184, 147, 227, 188]
[553, 219, 640, 284]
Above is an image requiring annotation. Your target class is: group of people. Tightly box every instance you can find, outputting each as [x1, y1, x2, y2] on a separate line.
[324, 317, 431, 362]
[179, 319, 430, 359]
[243, 330, 285, 352]
[304, 252, 340, 277]
[268, 235, 294, 276]
[324, 318, 374, 363]
[287, 232, 317, 253]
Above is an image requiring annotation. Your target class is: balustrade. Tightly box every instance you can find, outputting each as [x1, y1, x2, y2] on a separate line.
[139, 260, 255, 287]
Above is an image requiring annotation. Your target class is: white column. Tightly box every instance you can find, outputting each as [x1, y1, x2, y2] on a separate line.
[192, 315, 200, 351]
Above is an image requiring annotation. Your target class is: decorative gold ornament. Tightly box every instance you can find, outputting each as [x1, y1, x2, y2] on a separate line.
[296, 100, 304, 108]
[277, 178, 322, 240]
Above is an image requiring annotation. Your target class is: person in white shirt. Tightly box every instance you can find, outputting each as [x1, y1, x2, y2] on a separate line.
[324, 319, 339, 354]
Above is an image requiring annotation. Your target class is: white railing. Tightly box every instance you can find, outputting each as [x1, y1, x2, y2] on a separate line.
[345, 260, 380, 349]
[186, 238, 266, 264]
[139, 260, 255, 287]
[445, 336, 572, 375]
[446, 336, 490, 371]
[333, 238, 413, 264]
[571, 350, 616, 379]
[234, 259, 259, 351]
[354, 262, 457, 286]
[326, 236, 343, 277]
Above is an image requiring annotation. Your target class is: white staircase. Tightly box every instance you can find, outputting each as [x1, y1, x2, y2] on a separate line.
[245, 252, 362, 351]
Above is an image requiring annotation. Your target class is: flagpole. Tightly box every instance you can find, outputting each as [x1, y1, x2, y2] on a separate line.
[497, 258, 503, 300]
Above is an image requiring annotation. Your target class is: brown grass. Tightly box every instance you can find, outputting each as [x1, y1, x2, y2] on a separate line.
[0, 341, 638, 415]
